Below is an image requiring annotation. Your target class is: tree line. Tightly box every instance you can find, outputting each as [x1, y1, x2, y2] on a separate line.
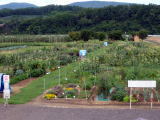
[0, 4, 160, 34]
[69, 30, 148, 41]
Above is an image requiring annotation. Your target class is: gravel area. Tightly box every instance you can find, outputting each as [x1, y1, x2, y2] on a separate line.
[0, 104, 160, 120]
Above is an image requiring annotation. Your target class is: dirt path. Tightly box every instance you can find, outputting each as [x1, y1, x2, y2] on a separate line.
[12, 77, 38, 94]
[145, 36, 160, 44]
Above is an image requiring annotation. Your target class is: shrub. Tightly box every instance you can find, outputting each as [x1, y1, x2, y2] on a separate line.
[59, 54, 74, 65]
[15, 69, 24, 75]
[137, 29, 148, 40]
[27, 61, 46, 70]
[30, 68, 45, 77]
[11, 73, 28, 84]
[69, 31, 81, 41]
[97, 72, 113, 96]
[97, 32, 106, 41]
[108, 30, 123, 40]
[111, 89, 127, 101]
[80, 30, 91, 41]
[123, 96, 138, 103]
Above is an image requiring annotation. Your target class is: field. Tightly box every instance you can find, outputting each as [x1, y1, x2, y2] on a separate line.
[0, 35, 160, 104]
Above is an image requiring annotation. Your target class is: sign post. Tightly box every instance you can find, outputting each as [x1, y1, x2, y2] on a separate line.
[151, 88, 153, 109]
[3, 75, 10, 106]
[128, 80, 156, 109]
[130, 87, 132, 109]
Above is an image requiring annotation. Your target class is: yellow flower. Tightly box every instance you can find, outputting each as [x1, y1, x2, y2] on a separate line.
[65, 88, 74, 91]
[44, 94, 56, 100]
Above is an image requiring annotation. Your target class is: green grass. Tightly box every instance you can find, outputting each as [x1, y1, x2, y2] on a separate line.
[5, 61, 83, 104]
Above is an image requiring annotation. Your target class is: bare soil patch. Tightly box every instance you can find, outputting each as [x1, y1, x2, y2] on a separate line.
[146, 36, 160, 44]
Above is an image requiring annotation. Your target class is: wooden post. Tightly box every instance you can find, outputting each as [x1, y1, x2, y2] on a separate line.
[130, 87, 132, 109]
[151, 88, 153, 109]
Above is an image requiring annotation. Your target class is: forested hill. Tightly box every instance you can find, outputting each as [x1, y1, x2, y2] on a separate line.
[69, 1, 132, 8]
[0, 4, 160, 34]
[0, 5, 82, 17]
[0, 2, 37, 9]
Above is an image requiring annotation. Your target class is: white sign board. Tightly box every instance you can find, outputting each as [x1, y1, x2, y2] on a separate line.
[104, 42, 108, 46]
[3, 89, 10, 99]
[79, 50, 87, 57]
[3, 75, 10, 89]
[3, 75, 10, 83]
[128, 80, 156, 88]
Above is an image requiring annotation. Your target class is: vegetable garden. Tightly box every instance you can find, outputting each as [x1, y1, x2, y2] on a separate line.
[0, 35, 160, 104]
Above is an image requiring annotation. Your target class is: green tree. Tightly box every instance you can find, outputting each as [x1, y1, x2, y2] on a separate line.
[68, 31, 81, 41]
[80, 30, 91, 41]
[137, 29, 148, 40]
[97, 32, 106, 41]
[108, 30, 123, 40]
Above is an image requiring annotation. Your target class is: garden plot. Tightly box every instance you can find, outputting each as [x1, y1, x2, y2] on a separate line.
[0, 38, 160, 105]
[41, 41, 160, 105]
[0, 39, 102, 101]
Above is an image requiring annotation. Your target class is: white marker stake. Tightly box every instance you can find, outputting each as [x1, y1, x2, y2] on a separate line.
[130, 87, 132, 109]
[3, 89, 10, 107]
[3, 75, 10, 107]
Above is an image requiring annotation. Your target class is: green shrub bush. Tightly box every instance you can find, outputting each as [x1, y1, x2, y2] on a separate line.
[30, 68, 45, 77]
[11, 73, 28, 84]
[111, 89, 127, 101]
[123, 96, 138, 103]
[69, 31, 81, 41]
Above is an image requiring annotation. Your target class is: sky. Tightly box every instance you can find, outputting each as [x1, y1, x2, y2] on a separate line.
[0, 0, 159, 6]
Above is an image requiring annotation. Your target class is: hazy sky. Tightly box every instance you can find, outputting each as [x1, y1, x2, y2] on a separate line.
[0, 0, 159, 6]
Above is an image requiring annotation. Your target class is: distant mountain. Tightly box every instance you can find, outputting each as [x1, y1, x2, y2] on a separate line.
[0, 2, 38, 9]
[69, 1, 133, 8]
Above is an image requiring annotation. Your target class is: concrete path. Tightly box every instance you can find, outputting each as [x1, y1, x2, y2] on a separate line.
[0, 104, 160, 120]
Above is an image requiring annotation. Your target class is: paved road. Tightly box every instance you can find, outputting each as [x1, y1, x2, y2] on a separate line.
[0, 105, 159, 120]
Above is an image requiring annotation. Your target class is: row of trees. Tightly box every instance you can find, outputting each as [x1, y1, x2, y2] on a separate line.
[68, 29, 148, 41]
[69, 31, 106, 41]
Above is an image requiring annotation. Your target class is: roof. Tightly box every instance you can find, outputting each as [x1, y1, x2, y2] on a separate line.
[0, 24, 5, 27]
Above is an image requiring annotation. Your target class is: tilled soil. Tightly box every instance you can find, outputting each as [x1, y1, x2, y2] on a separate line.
[0, 104, 160, 120]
